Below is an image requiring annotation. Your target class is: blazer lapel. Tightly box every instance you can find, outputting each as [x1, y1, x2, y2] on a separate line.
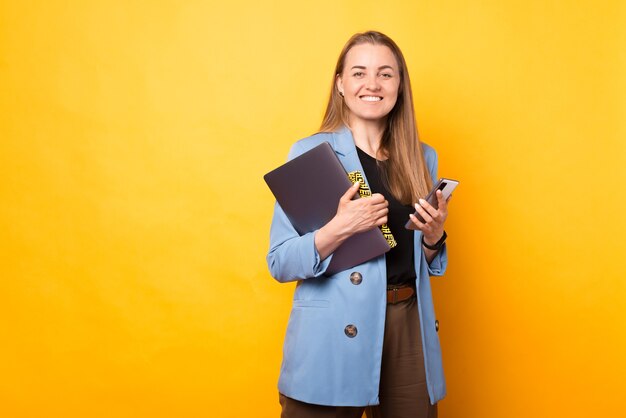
[330, 126, 368, 182]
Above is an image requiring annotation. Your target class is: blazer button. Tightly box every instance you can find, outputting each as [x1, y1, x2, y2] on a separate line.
[349, 272, 362, 285]
[344, 324, 358, 338]
[435, 320, 439, 332]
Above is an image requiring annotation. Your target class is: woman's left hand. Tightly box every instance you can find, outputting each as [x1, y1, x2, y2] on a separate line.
[407, 190, 450, 245]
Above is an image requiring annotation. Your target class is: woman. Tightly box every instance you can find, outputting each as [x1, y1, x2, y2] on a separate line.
[267, 31, 451, 418]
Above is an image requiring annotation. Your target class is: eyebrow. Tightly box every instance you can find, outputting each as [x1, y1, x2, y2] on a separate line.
[350, 65, 395, 71]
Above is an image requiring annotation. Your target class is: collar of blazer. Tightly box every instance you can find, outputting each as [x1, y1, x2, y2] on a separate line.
[329, 125, 357, 158]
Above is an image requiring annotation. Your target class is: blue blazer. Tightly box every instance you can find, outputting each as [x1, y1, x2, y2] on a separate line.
[267, 126, 447, 406]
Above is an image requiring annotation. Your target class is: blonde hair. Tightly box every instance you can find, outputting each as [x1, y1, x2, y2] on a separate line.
[319, 31, 432, 205]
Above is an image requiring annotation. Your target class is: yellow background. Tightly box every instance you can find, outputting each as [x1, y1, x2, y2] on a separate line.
[1, 1, 625, 417]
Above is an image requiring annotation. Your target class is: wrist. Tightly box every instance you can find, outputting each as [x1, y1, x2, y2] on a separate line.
[324, 216, 354, 242]
[422, 232, 443, 246]
[422, 230, 447, 251]
[315, 219, 351, 260]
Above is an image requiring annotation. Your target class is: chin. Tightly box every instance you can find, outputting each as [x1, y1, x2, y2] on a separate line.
[358, 112, 392, 122]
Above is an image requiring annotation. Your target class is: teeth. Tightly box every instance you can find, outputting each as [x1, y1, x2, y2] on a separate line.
[361, 96, 382, 102]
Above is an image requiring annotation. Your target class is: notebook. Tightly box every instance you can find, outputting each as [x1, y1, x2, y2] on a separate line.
[264, 141, 391, 275]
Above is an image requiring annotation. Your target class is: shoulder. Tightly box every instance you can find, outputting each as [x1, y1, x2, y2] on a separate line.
[420, 141, 439, 179]
[420, 141, 437, 161]
[287, 132, 336, 160]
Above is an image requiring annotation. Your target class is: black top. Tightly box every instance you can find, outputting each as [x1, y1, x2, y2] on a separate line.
[356, 147, 417, 286]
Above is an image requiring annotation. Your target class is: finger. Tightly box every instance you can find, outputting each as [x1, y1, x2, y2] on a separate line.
[370, 193, 386, 203]
[367, 199, 389, 210]
[433, 190, 448, 219]
[407, 213, 425, 230]
[418, 196, 439, 212]
[436, 190, 446, 207]
[340, 181, 361, 202]
[375, 207, 389, 219]
[415, 202, 434, 223]
[436, 190, 448, 212]
[360, 196, 388, 210]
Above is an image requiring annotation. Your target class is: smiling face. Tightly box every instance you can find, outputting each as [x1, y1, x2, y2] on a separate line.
[336, 43, 401, 127]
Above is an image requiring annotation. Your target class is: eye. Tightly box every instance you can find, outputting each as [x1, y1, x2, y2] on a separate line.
[381, 73, 393, 78]
[353, 72, 365, 77]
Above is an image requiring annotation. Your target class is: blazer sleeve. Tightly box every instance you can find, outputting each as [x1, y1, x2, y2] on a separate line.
[422, 144, 448, 277]
[266, 142, 335, 283]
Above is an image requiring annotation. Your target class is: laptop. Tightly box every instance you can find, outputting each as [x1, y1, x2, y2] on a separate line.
[264, 141, 391, 275]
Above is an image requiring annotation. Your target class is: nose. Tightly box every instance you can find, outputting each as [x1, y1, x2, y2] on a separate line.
[365, 74, 381, 91]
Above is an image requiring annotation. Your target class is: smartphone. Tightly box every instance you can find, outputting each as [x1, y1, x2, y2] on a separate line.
[404, 178, 459, 228]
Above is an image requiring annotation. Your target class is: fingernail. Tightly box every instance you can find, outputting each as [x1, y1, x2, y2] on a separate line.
[419, 198, 426, 205]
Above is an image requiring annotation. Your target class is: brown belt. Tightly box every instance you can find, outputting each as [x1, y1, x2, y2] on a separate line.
[386, 285, 416, 304]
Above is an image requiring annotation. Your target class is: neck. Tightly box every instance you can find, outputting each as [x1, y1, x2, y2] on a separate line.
[348, 118, 388, 159]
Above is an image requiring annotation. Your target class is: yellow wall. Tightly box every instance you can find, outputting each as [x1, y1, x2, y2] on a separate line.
[1, 1, 624, 417]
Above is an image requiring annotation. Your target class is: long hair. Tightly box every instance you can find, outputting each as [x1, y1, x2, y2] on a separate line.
[319, 31, 432, 205]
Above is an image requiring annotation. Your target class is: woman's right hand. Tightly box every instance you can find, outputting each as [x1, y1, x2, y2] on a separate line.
[314, 182, 389, 260]
[335, 181, 389, 234]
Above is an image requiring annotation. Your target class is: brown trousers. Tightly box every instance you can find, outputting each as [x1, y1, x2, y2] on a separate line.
[279, 296, 438, 418]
